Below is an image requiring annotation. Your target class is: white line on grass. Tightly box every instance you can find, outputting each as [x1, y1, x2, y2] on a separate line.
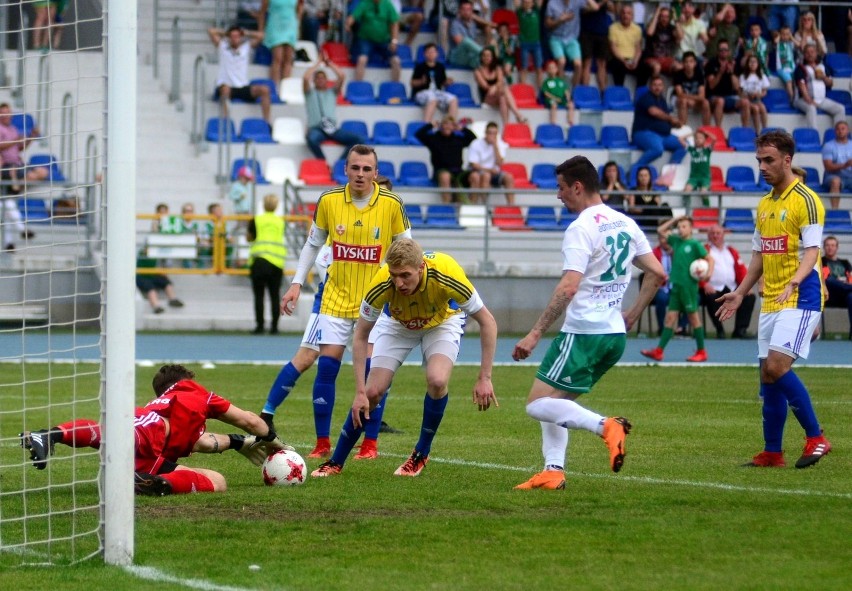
[125, 565, 263, 591]
[374, 451, 852, 500]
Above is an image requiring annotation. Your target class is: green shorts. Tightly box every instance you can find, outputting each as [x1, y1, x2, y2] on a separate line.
[536, 332, 626, 393]
[687, 175, 710, 190]
[668, 283, 699, 314]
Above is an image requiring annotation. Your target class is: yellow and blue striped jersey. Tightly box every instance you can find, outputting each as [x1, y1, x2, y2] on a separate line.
[314, 182, 410, 318]
[754, 179, 824, 313]
[361, 251, 482, 330]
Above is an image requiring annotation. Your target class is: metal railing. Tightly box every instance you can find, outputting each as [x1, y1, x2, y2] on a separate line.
[191, 55, 208, 155]
[36, 54, 50, 144]
[60, 92, 75, 167]
[169, 17, 184, 110]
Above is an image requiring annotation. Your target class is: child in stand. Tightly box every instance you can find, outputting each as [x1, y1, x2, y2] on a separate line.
[739, 54, 770, 133]
[514, 0, 543, 87]
[494, 22, 518, 84]
[540, 60, 575, 127]
[228, 166, 255, 218]
[773, 26, 796, 103]
[741, 22, 768, 74]
[679, 128, 714, 206]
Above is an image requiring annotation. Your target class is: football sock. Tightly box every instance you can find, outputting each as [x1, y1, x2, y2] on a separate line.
[526, 397, 604, 434]
[694, 326, 705, 350]
[541, 421, 568, 470]
[312, 356, 341, 439]
[658, 327, 674, 349]
[57, 419, 101, 448]
[363, 392, 388, 440]
[330, 412, 365, 466]
[262, 362, 301, 415]
[776, 370, 821, 437]
[162, 470, 215, 494]
[761, 382, 788, 453]
[414, 394, 448, 456]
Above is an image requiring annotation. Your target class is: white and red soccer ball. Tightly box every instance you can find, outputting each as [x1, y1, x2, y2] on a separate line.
[262, 450, 307, 486]
[689, 259, 710, 281]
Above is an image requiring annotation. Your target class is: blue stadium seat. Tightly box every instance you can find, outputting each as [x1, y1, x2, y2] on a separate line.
[572, 85, 603, 110]
[526, 206, 561, 230]
[340, 120, 370, 139]
[405, 121, 428, 145]
[253, 45, 272, 65]
[825, 90, 852, 115]
[405, 203, 427, 228]
[560, 209, 578, 227]
[534, 124, 565, 148]
[445, 82, 477, 107]
[602, 86, 632, 111]
[723, 208, 755, 232]
[396, 43, 414, 68]
[377, 160, 397, 184]
[728, 127, 757, 151]
[416, 44, 445, 64]
[634, 86, 649, 102]
[725, 166, 761, 192]
[600, 125, 632, 149]
[345, 81, 377, 105]
[530, 164, 558, 189]
[764, 88, 797, 114]
[425, 204, 463, 229]
[372, 120, 406, 145]
[825, 53, 852, 77]
[239, 118, 274, 143]
[398, 161, 433, 186]
[17, 198, 51, 221]
[566, 124, 600, 148]
[824, 210, 852, 234]
[802, 167, 821, 187]
[332, 159, 347, 184]
[377, 81, 411, 105]
[249, 78, 282, 103]
[823, 128, 836, 145]
[28, 154, 65, 182]
[792, 128, 821, 153]
[10, 113, 37, 136]
[231, 158, 266, 183]
[205, 117, 239, 142]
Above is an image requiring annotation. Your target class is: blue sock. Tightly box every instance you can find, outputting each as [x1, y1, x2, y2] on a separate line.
[761, 382, 788, 453]
[415, 394, 448, 456]
[262, 362, 301, 415]
[363, 392, 389, 440]
[330, 412, 364, 466]
[776, 371, 821, 437]
[313, 356, 341, 439]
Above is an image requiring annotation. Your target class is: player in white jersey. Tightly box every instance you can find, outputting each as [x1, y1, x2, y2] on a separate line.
[512, 156, 666, 490]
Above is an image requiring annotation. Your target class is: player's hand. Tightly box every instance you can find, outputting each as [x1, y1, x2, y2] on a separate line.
[512, 332, 539, 361]
[715, 291, 742, 321]
[247, 429, 294, 455]
[280, 284, 301, 315]
[235, 435, 267, 466]
[351, 392, 370, 429]
[473, 379, 498, 411]
[703, 283, 716, 295]
[775, 282, 796, 305]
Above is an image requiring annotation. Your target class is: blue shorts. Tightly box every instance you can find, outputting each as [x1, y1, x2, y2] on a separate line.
[354, 39, 396, 62]
[519, 41, 543, 70]
[776, 67, 794, 83]
[548, 38, 581, 63]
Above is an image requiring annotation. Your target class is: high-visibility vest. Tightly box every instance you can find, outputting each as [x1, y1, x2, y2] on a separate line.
[249, 212, 286, 269]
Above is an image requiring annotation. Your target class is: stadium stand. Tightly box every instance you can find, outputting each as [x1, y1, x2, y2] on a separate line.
[405, 121, 426, 145]
[425, 204, 463, 229]
[824, 210, 852, 234]
[231, 158, 266, 183]
[332, 159, 347, 184]
[501, 163, 535, 188]
[698, 126, 734, 151]
[446, 82, 478, 107]
[723, 208, 756, 232]
[377, 160, 397, 184]
[346, 80, 377, 105]
[534, 124, 566, 148]
[727, 127, 756, 151]
[526, 206, 562, 231]
[322, 41, 353, 67]
[372, 120, 406, 145]
[271, 117, 306, 144]
[28, 154, 65, 181]
[492, 8, 520, 35]
[10, 113, 37, 135]
[396, 44, 415, 68]
[792, 128, 822, 153]
[602, 86, 633, 111]
[567, 124, 601, 148]
[530, 163, 559, 189]
[17, 198, 51, 222]
[492, 206, 527, 230]
[405, 203, 427, 228]
[826, 90, 852, 115]
[709, 166, 732, 192]
[764, 88, 798, 114]
[503, 123, 538, 147]
[249, 78, 282, 104]
[378, 81, 412, 105]
[416, 43, 445, 64]
[298, 159, 334, 185]
[398, 161, 433, 186]
[340, 119, 370, 140]
[725, 166, 762, 192]
[205, 117, 238, 142]
[600, 125, 633, 149]
[509, 83, 541, 108]
[825, 53, 852, 77]
[239, 118, 274, 143]
[265, 157, 301, 185]
[572, 85, 604, 110]
[278, 78, 305, 105]
[692, 207, 720, 230]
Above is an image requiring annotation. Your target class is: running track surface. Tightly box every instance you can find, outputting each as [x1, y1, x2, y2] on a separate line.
[1, 333, 850, 366]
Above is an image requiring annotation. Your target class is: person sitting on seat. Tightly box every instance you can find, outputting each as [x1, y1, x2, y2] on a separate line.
[822, 235, 852, 340]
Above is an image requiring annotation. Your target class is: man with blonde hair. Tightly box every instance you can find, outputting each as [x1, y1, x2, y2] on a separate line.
[312, 237, 498, 477]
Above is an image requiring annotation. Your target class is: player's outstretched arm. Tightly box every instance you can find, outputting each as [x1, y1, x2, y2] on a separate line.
[219, 405, 292, 454]
[470, 306, 499, 411]
[717, 251, 763, 320]
[513, 271, 581, 361]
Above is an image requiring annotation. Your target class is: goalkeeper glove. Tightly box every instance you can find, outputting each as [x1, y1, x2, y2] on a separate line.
[230, 434, 267, 466]
[248, 428, 295, 455]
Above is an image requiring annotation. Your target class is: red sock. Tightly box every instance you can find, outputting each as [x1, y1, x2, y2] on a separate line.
[57, 419, 101, 448]
[161, 470, 215, 494]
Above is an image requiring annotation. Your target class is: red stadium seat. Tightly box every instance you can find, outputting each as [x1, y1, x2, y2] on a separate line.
[501, 162, 536, 188]
[492, 9, 519, 35]
[509, 83, 542, 108]
[698, 126, 734, 152]
[299, 159, 334, 186]
[709, 166, 732, 192]
[291, 202, 317, 218]
[502, 123, 538, 148]
[322, 42, 353, 67]
[692, 207, 720, 229]
[492, 206, 528, 230]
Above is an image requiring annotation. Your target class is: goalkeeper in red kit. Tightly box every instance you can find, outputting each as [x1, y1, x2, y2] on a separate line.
[20, 364, 290, 496]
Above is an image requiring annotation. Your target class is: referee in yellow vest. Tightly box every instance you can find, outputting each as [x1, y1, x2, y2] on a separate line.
[247, 194, 287, 334]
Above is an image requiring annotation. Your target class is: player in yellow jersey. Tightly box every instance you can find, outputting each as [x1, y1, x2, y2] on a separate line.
[280, 145, 412, 458]
[717, 130, 831, 469]
[311, 238, 498, 478]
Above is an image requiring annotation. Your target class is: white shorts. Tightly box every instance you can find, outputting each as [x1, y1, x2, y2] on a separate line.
[370, 314, 466, 372]
[415, 89, 457, 111]
[300, 312, 321, 352]
[316, 314, 357, 346]
[757, 308, 821, 361]
[310, 313, 384, 350]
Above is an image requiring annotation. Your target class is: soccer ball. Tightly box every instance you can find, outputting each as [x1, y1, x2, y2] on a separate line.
[689, 259, 710, 281]
[262, 450, 307, 486]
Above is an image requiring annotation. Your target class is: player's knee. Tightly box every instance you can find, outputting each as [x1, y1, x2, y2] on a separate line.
[425, 372, 450, 394]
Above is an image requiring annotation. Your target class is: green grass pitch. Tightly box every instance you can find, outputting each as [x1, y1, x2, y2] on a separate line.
[2, 362, 850, 590]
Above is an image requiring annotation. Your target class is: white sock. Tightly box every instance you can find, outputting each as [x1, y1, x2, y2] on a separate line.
[540, 421, 568, 470]
[527, 397, 604, 435]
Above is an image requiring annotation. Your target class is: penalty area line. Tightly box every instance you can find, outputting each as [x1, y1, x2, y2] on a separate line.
[125, 565, 265, 591]
[377, 452, 852, 500]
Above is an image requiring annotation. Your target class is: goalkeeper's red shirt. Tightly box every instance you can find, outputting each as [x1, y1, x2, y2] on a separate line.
[138, 379, 231, 463]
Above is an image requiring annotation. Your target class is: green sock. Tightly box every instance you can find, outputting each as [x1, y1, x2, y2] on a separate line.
[695, 326, 705, 350]
[659, 327, 674, 349]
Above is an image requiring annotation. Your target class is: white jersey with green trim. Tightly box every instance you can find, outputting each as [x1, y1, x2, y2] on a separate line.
[561, 203, 651, 334]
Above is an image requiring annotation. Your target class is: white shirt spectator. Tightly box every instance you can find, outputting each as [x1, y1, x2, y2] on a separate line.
[216, 39, 251, 88]
[467, 136, 508, 171]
